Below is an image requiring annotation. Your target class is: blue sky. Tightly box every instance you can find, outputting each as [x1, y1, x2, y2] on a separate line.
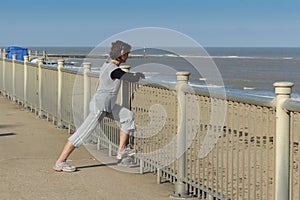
[0, 0, 299, 47]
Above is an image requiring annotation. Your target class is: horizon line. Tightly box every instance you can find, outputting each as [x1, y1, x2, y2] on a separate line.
[1, 45, 300, 48]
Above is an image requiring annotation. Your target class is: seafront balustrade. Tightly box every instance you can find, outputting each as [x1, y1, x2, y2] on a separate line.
[0, 51, 300, 200]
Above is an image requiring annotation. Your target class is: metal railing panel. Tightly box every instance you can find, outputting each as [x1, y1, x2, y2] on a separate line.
[61, 70, 77, 129]
[41, 66, 58, 118]
[289, 111, 300, 200]
[131, 83, 178, 176]
[4, 60, 13, 97]
[0, 59, 4, 91]
[14, 61, 24, 101]
[26, 63, 39, 110]
[182, 93, 276, 199]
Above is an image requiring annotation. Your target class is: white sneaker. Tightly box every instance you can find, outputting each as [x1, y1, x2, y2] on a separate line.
[116, 148, 136, 160]
[53, 161, 76, 172]
[117, 157, 139, 168]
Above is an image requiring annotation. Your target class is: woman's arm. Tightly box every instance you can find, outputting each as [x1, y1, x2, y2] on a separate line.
[111, 68, 144, 82]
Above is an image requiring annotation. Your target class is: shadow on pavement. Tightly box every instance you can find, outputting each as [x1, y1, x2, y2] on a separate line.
[0, 132, 16, 137]
[76, 162, 117, 169]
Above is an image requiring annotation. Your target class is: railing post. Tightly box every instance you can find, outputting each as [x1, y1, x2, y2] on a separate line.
[120, 65, 130, 108]
[28, 50, 32, 60]
[42, 50, 47, 59]
[57, 59, 64, 128]
[38, 57, 45, 118]
[83, 62, 91, 119]
[12, 54, 17, 102]
[23, 55, 29, 108]
[171, 71, 193, 199]
[273, 81, 294, 200]
[1, 48, 4, 59]
[2, 51, 7, 96]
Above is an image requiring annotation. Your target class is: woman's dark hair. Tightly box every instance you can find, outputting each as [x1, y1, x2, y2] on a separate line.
[109, 40, 131, 59]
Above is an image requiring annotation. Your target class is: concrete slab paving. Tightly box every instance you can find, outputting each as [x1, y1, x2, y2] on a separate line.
[0, 96, 175, 200]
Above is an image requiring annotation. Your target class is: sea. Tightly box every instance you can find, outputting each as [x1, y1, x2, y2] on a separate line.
[20, 47, 300, 99]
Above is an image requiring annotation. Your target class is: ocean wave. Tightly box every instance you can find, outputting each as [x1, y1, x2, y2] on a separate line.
[243, 87, 256, 90]
[282, 57, 294, 60]
[292, 97, 300, 101]
[189, 83, 225, 89]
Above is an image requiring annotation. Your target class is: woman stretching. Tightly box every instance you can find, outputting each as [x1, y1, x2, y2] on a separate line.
[54, 40, 144, 172]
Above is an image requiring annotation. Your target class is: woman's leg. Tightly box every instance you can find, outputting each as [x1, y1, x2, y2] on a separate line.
[56, 140, 76, 163]
[55, 111, 105, 163]
[119, 130, 129, 151]
[110, 105, 135, 153]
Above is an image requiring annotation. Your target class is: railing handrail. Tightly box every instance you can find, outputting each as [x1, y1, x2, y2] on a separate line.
[6, 56, 291, 111]
[181, 84, 275, 108]
[282, 98, 300, 112]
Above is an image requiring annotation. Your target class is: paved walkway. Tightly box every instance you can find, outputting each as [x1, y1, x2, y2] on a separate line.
[0, 95, 174, 200]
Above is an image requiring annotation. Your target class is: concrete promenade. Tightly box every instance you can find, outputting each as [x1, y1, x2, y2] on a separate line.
[0, 95, 174, 200]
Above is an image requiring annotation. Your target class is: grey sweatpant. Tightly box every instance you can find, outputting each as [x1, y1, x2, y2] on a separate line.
[69, 104, 135, 148]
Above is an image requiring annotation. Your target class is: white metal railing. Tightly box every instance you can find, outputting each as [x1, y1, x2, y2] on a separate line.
[130, 80, 277, 199]
[0, 51, 299, 200]
[281, 98, 300, 200]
